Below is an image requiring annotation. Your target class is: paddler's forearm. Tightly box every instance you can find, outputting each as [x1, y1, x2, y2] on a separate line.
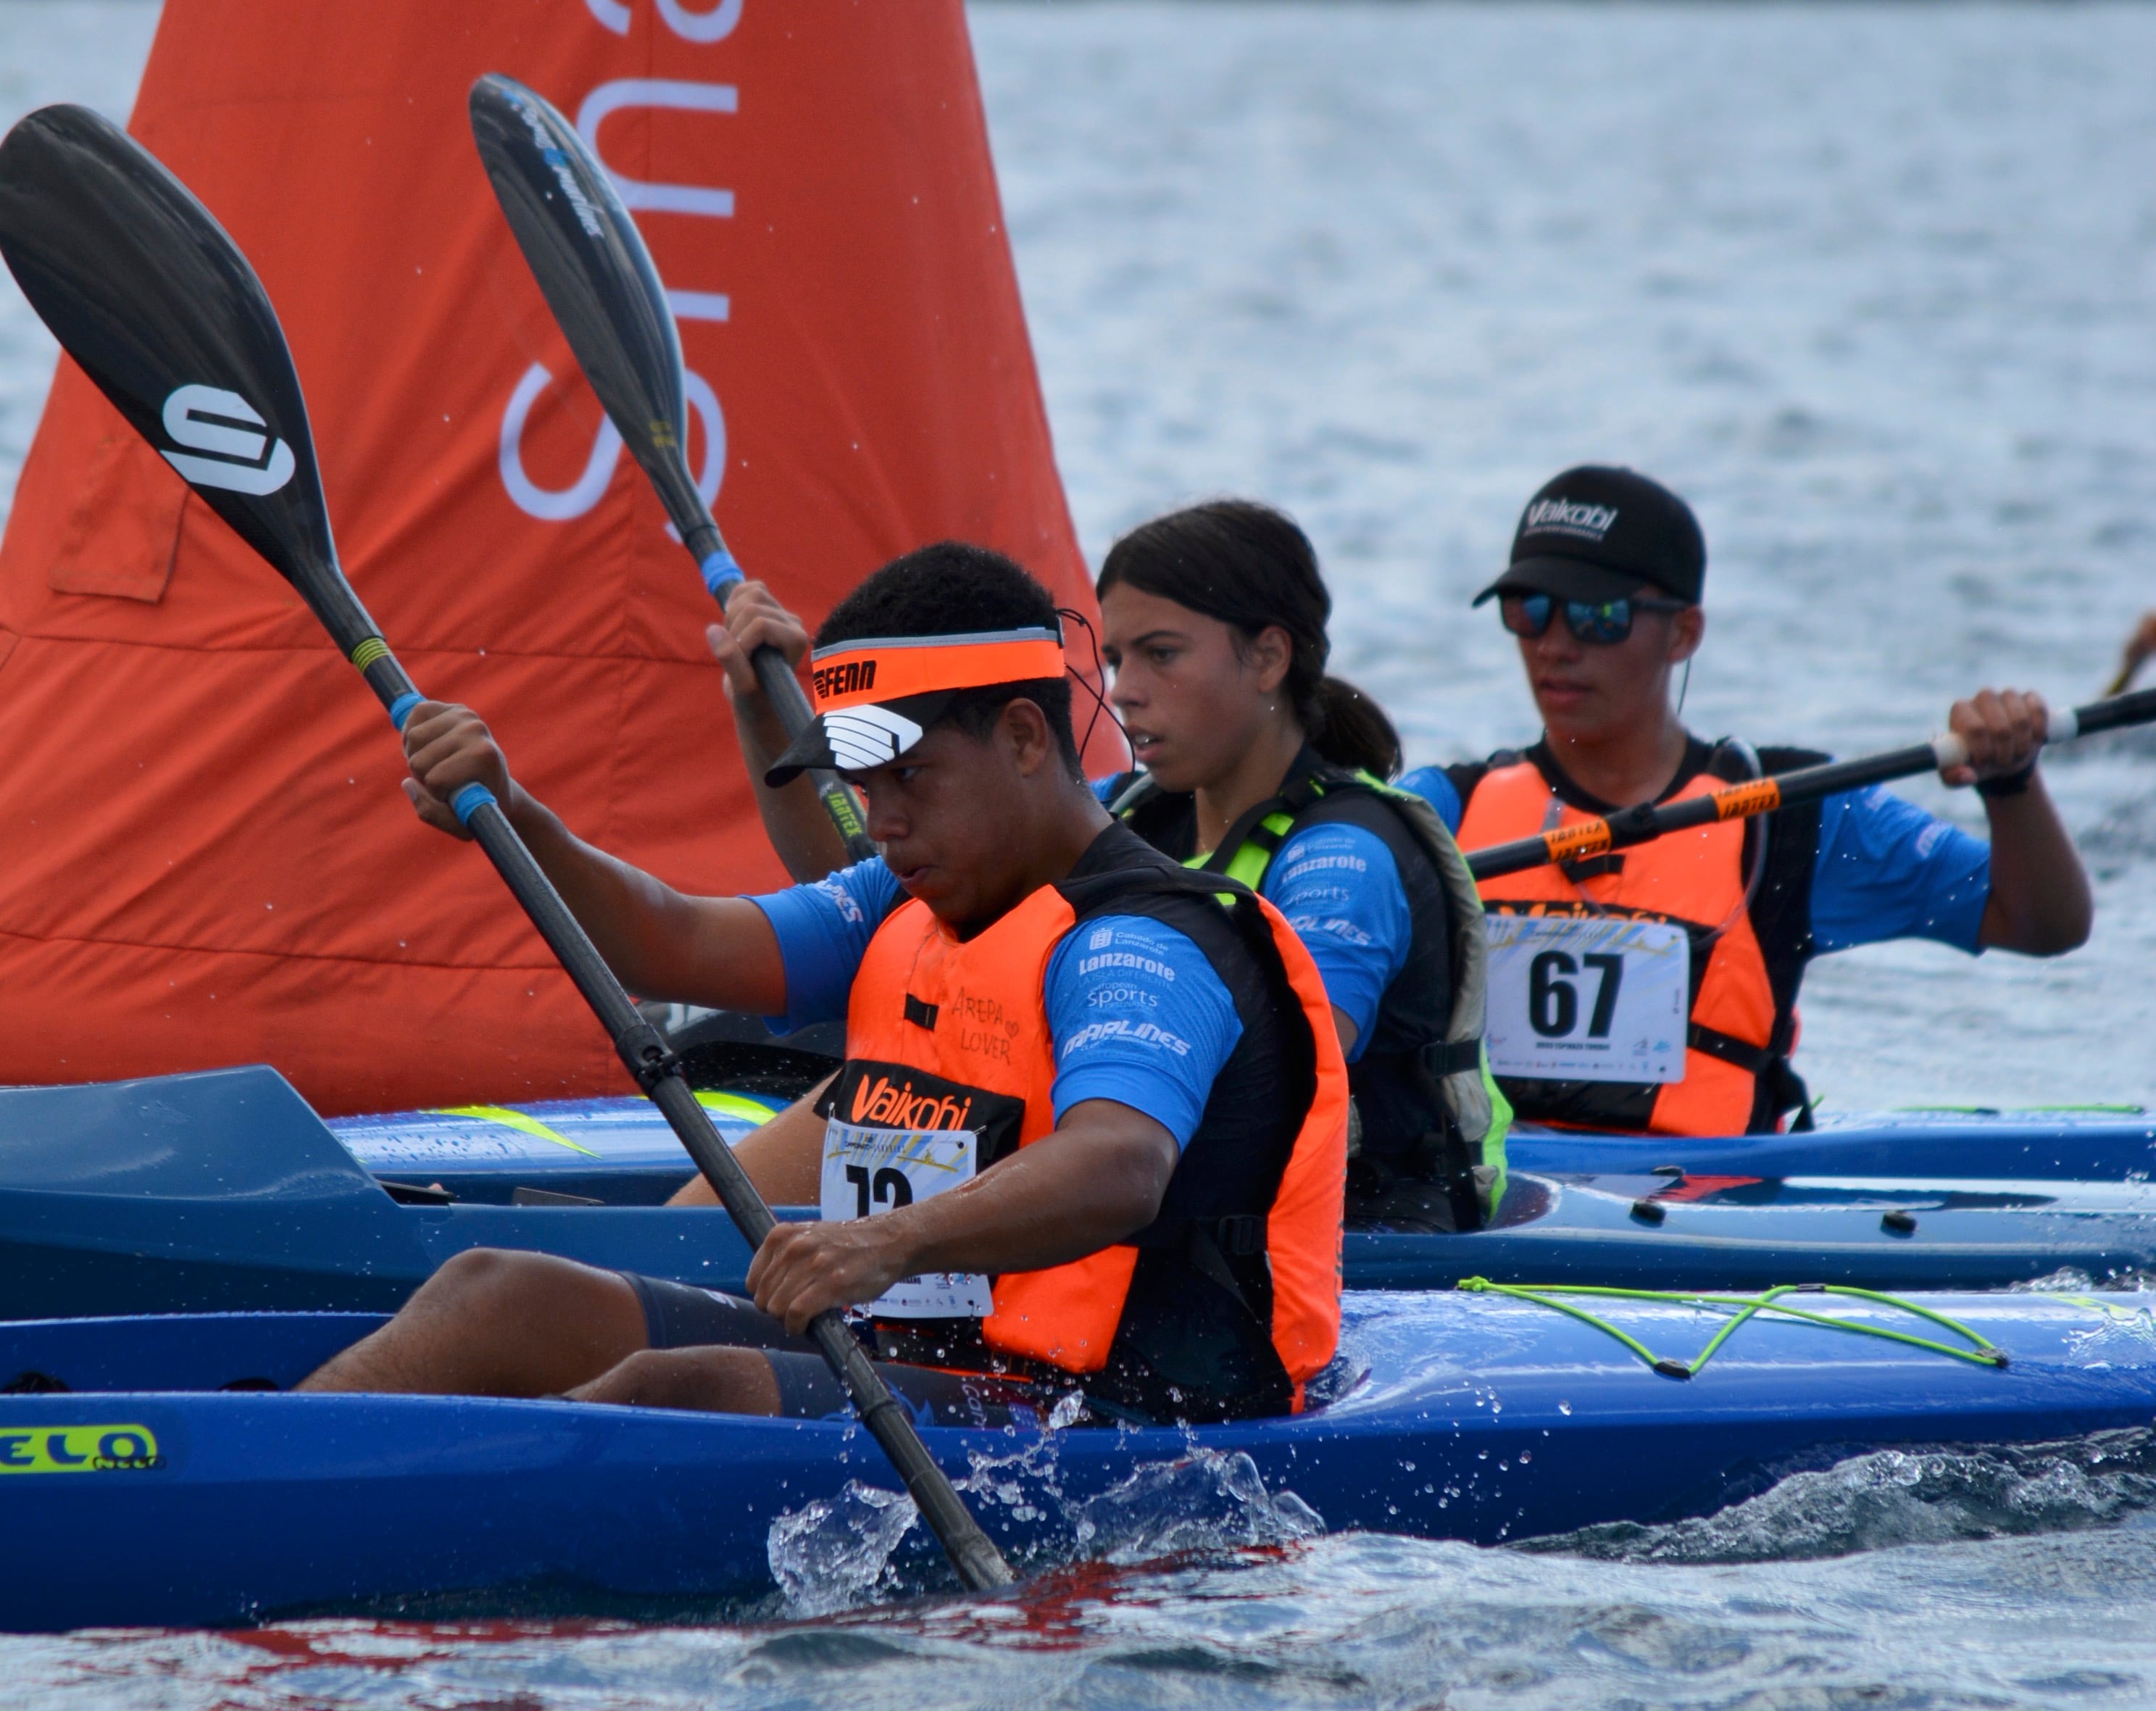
[730, 688, 851, 883]
[881, 1099, 1179, 1278]
[1977, 772, 2093, 955]
[499, 784, 788, 1012]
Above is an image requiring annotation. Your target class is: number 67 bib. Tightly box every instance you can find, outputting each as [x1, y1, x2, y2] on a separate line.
[1482, 914, 1690, 1084]
[819, 1120, 994, 1318]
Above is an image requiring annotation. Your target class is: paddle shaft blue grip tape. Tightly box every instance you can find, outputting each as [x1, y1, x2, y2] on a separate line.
[386, 691, 424, 730]
[700, 549, 744, 598]
[450, 783, 497, 827]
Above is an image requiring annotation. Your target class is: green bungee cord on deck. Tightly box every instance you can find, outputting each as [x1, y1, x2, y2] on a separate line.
[1456, 1278, 2010, 1379]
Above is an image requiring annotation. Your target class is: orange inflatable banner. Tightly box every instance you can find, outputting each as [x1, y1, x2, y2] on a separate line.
[0, 0, 1112, 1112]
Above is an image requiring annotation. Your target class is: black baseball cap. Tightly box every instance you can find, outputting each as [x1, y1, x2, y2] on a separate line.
[1473, 466, 1705, 607]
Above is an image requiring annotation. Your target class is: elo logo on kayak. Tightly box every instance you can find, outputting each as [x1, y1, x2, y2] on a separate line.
[1483, 914, 1689, 1083]
[157, 384, 295, 496]
[0, 1423, 162, 1474]
[820, 1120, 992, 1318]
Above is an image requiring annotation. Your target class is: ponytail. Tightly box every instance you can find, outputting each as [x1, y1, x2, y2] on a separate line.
[1099, 499, 1405, 775]
[1312, 676, 1402, 778]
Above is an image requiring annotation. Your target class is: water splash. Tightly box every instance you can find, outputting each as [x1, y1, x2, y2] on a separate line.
[1522, 1429, 2156, 1564]
[767, 1482, 920, 1617]
[2010, 1268, 2156, 1294]
[1069, 1449, 1324, 1563]
[766, 1427, 1323, 1613]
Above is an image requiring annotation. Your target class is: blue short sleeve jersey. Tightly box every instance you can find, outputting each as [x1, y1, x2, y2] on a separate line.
[1395, 762, 1992, 956]
[1088, 778, 1412, 1062]
[748, 859, 1241, 1147]
[1258, 823, 1409, 1062]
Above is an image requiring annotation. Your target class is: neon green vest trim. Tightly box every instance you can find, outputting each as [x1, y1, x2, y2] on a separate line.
[1195, 773, 1512, 1210]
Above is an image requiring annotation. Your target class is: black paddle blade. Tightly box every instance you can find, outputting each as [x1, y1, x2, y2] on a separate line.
[469, 75, 710, 545]
[0, 105, 379, 656]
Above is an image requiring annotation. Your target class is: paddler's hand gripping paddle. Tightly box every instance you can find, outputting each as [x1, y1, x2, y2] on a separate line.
[465, 74, 873, 866]
[1465, 691, 2156, 882]
[0, 104, 1014, 1595]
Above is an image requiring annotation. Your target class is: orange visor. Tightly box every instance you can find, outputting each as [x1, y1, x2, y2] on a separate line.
[767, 624, 1071, 784]
[807, 627, 1068, 712]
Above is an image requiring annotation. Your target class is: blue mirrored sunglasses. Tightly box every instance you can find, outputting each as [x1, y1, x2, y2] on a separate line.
[1499, 592, 1690, 646]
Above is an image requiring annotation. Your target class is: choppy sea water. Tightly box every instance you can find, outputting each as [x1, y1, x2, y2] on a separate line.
[7, 1, 2156, 1703]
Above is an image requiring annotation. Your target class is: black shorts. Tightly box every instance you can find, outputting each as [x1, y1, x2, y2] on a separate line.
[620, 1272, 1099, 1428]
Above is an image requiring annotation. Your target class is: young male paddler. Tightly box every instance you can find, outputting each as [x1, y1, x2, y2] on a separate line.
[301, 545, 1347, 1424]
[707, 505, 1506, 1238]
[1403, 465, 2092, 1138]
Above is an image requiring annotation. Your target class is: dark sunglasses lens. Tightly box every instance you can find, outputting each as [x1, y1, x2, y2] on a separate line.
[1566, 599, 1634, 644]
[1501, 594, 1554, 638]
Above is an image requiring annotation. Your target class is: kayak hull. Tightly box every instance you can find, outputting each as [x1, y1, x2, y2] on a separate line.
[7, 1069, 2156, 1318]
[1, 1289, 2151, 1631]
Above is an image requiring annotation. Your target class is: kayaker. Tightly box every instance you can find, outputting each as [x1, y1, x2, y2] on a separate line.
[708, 504, 1507, 1235]
[301, 544, 1347, 1425]
[1091, 501, 1507, 1235]
[1409, 465, 2092, 1137]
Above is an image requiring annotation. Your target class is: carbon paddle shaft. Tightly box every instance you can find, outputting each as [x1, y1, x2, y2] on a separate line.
[1466, 685, 2156, 881]
[0, 102, 1012, 1594]
[467, 74, 873, 865]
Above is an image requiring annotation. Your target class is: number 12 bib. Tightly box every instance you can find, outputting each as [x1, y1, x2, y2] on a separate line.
[1482, 914, 1689, 1084]
[818, 1120, 994, 1318]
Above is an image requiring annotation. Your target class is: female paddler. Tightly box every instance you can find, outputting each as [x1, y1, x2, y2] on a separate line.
[716, 503, 1507, 1234]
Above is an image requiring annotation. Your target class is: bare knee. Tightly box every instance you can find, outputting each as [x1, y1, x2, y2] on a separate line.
[570, 1346, 781, 1415]
[412, 1249, 633, 1339]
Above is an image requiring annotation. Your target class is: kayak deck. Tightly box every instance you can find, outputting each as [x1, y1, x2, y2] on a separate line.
[8, 1067, 2156, 1319]
[335, 1094, 2156, 1203]
[1, 1288, 2151, 1631]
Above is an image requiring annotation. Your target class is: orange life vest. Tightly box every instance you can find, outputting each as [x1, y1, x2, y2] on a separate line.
[1457, 757, 1795, 1137]
[838, 842, 1348, 1401]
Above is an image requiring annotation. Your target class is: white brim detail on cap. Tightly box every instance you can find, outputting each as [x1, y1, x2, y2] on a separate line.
[823, 704, 927, 771]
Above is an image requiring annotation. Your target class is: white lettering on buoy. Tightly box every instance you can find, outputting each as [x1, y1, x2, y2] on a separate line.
[498, 362, 726, 524]
[497, 363, 623, 522]
[575, 80, 738, 220]
[583, 0, 743, 43]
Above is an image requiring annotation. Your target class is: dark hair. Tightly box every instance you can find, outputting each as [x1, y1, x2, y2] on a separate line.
[1096, 499, 1401, 778]
[817, 541, 1081, 776]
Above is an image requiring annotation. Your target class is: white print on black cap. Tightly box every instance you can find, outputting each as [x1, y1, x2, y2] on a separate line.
[1523, 497, 1618, 543]
[823, 705, 925, 770]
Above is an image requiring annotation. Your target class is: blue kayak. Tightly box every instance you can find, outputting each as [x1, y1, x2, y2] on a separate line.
[1, 1286, 2152, 1631]
[8, 1066, 2156, 1319]
[337, 1083, 2156, 1202]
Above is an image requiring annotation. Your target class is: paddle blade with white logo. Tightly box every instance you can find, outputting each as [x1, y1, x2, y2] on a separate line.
[0, 104, 374, 654]
[468, 72, 875, 862]
[466, 75, 701, 551]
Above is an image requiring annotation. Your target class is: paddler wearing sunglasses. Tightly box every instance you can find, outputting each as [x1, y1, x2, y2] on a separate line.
[302, 545, 1347, 1426]
[1402, 465, 2092, 1138]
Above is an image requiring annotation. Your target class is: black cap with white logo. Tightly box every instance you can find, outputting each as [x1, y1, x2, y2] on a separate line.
[1473, 466, 1705, 607]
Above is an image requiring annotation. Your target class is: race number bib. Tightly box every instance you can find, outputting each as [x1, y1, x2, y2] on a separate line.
[1483, 914, 1690, 1084]
[819, 1120, 993, 1318]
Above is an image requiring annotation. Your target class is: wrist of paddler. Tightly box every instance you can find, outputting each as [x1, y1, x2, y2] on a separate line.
[723, 667, 798, 780]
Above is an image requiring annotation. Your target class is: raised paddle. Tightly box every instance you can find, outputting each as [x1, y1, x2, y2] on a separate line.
[465, 74, 873, 865]
[1465, 686, 2156, 882]
[0, 103, 1014, 1594]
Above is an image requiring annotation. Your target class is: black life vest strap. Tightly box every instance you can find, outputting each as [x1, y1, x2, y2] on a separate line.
[1686, 1022, 1773, 1075]
[1423, 1038, 1483, 1078]
[1687, 1023, 1815, 1132]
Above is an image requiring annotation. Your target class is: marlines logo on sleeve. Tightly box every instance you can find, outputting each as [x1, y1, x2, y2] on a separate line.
[1523, 497, 1618, 543]
[159, 384, 296, 496]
